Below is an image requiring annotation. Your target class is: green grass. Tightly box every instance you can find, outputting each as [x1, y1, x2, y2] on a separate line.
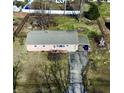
[48, 16, 101, 35]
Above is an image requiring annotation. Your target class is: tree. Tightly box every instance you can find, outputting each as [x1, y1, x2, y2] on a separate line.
[84, 3, 100, 20]
[79, 0, 85, 18]
[25, 61, 68, 93]
[26, 64, 44, 93]
[49, 61, 69, 93]
[64, 0, 67, 15]
[13, 61, 23, 93]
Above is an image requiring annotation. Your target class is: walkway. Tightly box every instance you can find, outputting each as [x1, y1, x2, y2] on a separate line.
[67, 50, 88, 93]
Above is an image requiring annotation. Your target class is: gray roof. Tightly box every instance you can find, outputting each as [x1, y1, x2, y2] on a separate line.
[78, 35, 90, 45]
[26, 30, 79, 45]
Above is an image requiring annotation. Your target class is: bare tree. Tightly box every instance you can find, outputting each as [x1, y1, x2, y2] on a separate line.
[64, 0, 67, 15]
[23, 54, 69, 93]
[49, 60, 69, 93]
[13, 61, 23, 93]
[79, 0, 85, 18]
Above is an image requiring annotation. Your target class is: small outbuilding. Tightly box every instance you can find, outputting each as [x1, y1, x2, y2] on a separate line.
[26, 30, 79, 52]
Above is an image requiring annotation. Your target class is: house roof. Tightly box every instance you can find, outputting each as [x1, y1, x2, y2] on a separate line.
[26, 30, 79, 45]
[78, 35, 90, 45]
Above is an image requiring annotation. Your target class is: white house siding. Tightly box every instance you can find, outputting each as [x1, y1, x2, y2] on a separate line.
[27, 44, 78, 52]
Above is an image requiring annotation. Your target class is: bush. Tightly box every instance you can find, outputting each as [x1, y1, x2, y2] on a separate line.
[88, 31, 97, 38]
[84, 3, 100, 20]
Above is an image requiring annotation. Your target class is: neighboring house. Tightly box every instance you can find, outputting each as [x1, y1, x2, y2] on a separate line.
[26, 31, 79, 52]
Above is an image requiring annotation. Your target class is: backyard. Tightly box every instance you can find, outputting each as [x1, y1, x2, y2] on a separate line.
[13, 1, 110, 93]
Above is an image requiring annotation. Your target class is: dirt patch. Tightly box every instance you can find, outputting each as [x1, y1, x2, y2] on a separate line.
[13, 12, 28, 18]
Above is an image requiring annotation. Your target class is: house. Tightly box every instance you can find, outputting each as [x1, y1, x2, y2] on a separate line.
[26, 30, 79, 52]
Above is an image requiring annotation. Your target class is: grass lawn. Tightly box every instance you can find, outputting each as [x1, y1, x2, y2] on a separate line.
[48, 16, 101, 35]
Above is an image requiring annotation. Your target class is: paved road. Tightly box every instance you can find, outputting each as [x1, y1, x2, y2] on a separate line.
[22, 9, 80, 15]
[67, 50, 88, 93]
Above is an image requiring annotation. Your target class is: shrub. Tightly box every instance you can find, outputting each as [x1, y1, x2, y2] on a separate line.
[88, 31, 97, 39]
[84, 3, 100, 20]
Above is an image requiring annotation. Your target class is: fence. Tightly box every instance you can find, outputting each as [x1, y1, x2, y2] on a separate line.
[14, 14, 30, 37]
